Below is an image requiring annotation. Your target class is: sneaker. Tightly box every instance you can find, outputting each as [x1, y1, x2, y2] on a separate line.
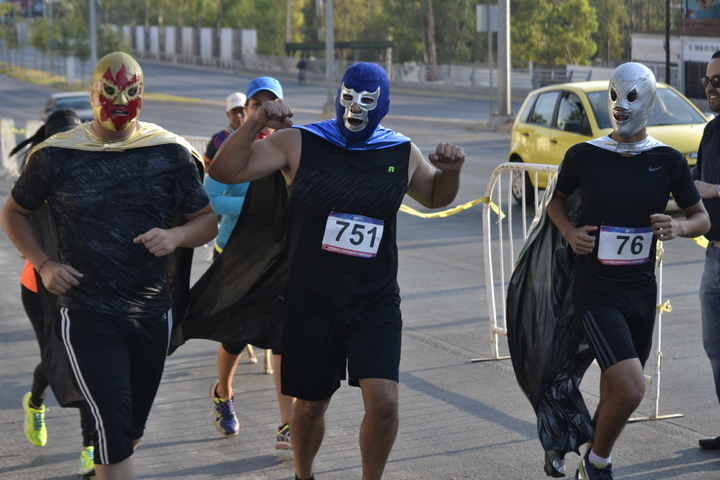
[275, 422, 292, 450]
[577, 449, 613, 480]
[79, 446, 95, 476]
[210, 380, 239, 436]
[22, 392, 47, 447]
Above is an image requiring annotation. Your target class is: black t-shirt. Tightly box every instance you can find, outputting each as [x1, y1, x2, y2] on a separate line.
[12, 143, 210, 317]
[283, 130, 411, 321]
[556, 142, 700, 285]
[692, 116, 720, 240]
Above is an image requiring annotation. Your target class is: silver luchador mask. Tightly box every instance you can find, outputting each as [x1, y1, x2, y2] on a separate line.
[338, 83, 381, 132]
[608, 62, 656, 138]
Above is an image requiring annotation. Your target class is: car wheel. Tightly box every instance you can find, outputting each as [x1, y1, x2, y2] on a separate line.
[510, 158, 535, 205]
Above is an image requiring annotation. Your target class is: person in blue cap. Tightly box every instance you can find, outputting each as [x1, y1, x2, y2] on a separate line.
[209, 62, 465, 480]
[206, 76, 296, 449]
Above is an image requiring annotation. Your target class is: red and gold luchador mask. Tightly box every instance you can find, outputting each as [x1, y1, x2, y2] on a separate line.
[89, 52, 143, 132]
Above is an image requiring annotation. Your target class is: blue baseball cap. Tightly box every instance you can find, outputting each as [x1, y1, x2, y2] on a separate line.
[246, 76, 283, 100]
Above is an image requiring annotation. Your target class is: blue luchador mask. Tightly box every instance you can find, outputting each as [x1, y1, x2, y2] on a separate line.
[335, 62, 390, 143]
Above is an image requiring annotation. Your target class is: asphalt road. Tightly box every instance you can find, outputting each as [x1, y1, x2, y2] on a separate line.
[0, 66, 719, 479]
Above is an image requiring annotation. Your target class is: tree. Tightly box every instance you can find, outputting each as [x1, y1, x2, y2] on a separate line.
[512, 0, 598, 66]
[590, 0, 626, 63]
[29, 17, 51, 55]
[97, 25, 130, 57]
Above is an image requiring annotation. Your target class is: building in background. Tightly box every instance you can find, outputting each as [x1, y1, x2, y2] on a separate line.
[631, 2, 720, 100]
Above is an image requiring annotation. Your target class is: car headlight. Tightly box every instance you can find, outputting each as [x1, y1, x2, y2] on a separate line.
[688, 152, 698, 159]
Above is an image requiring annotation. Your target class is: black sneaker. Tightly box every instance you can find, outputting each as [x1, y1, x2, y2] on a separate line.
[577, 449, 613, 480]
[699, 435, 720, 450]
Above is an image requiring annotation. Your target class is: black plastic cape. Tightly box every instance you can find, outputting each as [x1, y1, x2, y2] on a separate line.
[170, 171, 288, 354]
[506, 178, 595, 477]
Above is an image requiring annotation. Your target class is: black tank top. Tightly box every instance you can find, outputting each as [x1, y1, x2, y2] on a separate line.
[283, 130, 411, 322]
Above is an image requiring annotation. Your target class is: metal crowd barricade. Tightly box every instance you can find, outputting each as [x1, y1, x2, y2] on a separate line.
[479, 162, 558, 361]
[182, 135, 210, 157]
[478, 161, 679, 422]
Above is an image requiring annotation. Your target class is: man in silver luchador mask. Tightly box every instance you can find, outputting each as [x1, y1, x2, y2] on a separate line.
[545, 62, 709, 479]
[608, 62, 656, 139]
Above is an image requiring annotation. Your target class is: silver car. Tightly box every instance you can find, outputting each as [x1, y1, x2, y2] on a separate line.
[41, 92, 93, 122]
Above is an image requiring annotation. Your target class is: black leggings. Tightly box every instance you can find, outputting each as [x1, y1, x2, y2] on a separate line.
[22, 285, 96, 447]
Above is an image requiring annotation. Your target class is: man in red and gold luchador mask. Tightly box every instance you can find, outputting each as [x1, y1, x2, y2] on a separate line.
[2, 50, 218, 479]
[89, 52, 143, 134]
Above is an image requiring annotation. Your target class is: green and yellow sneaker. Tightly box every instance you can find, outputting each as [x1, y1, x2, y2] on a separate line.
[22, 392, 47, 447]
[79, 445, 95, 476]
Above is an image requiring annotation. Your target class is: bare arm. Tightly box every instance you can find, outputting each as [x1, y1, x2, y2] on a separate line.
[649, 200, 709, 241]
[1, 195, 83, 294]
[694, 180, 720, 199]
[133, 203, 218, 256]
[406, 142, 465, 208]
[209, 100, 298, 184]
[546, 190, 598, 255]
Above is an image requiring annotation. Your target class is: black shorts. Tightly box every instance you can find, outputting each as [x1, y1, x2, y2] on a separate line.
[221, 342, 282, 356]
[574, 282, 657, 371]
[59, 308, 171, 465]
[281, 303, 402, 401]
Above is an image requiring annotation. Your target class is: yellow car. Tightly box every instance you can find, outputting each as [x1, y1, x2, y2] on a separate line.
[508, 81, 709, 203]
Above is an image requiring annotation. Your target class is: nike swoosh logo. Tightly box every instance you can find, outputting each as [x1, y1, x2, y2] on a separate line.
[649, 166, 664, 172]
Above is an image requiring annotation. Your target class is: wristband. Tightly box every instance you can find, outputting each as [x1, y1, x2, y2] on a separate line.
[36, 258, 53, 274]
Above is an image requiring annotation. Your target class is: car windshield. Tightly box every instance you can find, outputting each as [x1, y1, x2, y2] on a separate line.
[55, 97, 90, 110]
[586, 88, 706, 129]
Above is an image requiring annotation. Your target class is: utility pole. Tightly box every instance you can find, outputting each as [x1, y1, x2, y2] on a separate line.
[89, 0, 98, 66]
[496, 0, 512, 118]
[664, 0, 670, 85]
[322, 0, 334, 114]
[286, 0, 291, 44]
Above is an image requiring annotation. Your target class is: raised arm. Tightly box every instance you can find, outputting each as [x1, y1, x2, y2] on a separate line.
[406, 142, 465, 208]
[209, 99, 299, 184]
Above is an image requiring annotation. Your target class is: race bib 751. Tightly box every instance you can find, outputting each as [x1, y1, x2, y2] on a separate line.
[322, 212, 384, 258]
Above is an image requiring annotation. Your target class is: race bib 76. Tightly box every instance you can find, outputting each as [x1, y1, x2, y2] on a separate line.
[597, 225, 653, 265]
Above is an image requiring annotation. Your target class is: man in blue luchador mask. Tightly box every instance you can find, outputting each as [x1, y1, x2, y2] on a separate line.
[207, 62, 465, 480]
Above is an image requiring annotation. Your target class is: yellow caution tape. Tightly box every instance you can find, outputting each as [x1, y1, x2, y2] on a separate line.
[692, 236, 709, 249]
[399, 197, 505, 219]
[656, 300, 672, 313]
[10, 126, 26, 134]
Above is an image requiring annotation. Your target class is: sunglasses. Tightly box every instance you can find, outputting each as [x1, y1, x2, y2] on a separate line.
[702, 75, 720, 88]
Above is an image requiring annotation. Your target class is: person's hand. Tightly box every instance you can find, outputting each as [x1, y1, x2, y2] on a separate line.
[651, 213, 680, 241]
[255, 100, 294, 131]
[38, 260, 83, 295]
[429, 143, 465, 172]
[566, 225, 597, 254]
[134, 228, 180, 257]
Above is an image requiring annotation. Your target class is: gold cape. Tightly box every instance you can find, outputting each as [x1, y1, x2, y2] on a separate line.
[27, 121, 202, 164]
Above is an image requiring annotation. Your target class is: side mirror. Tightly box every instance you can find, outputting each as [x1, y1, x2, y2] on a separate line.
[563, 121, 591, 136]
